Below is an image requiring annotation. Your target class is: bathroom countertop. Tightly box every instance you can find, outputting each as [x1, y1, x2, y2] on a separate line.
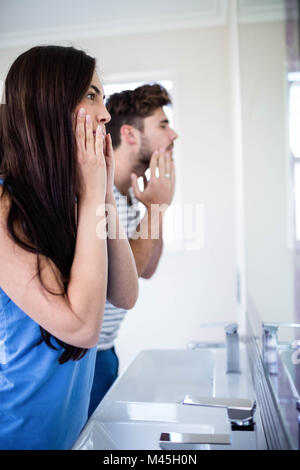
[73, 346, 268, 450]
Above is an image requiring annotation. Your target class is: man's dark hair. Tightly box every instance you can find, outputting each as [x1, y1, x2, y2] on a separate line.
[106, 83, 172, 149]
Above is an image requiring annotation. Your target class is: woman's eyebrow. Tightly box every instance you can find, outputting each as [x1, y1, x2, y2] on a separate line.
[90, 85, 101, 95]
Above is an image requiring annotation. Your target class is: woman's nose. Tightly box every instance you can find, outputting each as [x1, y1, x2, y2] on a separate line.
[103, 108, 111, 124]
[97, 106, 111, 125]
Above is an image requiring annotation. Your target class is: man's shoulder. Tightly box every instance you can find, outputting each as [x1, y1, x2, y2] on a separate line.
[113, 184, 139, 208]
[128, 186, 140, 207]
[113, 184, 121, 198]
[113, 183, 140, 236]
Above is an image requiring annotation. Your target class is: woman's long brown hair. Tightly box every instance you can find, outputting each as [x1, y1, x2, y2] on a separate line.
[0, 46, 96, 363]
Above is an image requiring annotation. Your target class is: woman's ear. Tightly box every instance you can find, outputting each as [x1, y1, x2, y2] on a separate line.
[120, 124, 140, 146]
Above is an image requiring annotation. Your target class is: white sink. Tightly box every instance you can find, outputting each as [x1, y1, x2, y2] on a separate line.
[75, 400, 231, 450]
[73, 347, 263, 450]
[106, 348, 215, 403]
[106, 347, 255, 404]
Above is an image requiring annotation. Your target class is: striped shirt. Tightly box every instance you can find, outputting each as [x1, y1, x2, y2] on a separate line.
[97, 184, 141, 350]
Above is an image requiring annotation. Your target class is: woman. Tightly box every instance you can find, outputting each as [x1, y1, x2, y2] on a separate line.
[0, 45, 138, 450]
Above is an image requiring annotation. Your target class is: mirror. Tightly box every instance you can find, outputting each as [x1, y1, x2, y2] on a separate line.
[0, 0, 299, 359]
[237, 0, 300, 342]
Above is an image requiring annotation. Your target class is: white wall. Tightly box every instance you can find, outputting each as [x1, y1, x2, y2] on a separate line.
[0, 26, 237, 373]
[77, 28, 237, 371]
[238, 21, 294, 327]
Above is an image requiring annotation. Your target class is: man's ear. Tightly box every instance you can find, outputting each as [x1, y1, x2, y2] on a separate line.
[120, 125, 140, 146]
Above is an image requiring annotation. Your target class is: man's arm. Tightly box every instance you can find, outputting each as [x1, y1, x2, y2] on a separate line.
[130, 149, 175, 279]
[140, 237, 163, 279]
[129, 206, 164, 278]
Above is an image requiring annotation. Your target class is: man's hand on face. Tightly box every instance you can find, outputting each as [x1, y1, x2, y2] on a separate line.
[130, 149, 175, 210]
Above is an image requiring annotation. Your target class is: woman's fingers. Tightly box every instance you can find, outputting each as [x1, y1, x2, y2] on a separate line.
[75, 108, 107, 199]
[76, 109, 105, 161]
[105, 133, 113, 159]
[104, 134, 115, 194]
[75, 108, 86, 158]
[95, 125, 104, 158]
[85, 113, 93, 152]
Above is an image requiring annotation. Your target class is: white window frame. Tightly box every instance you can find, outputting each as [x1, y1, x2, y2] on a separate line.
[288, 73, 300, 248]
[103, 70, 187, 252]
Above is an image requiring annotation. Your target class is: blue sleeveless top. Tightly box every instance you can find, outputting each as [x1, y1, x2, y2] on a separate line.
[0, 180, 97, 450]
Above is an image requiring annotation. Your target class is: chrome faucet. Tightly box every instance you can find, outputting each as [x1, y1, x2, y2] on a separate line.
[187, 322, 241, 374]
[225, 323, 240, 374]
[262, 322, 300, 375]
[262, 323, 279, 375]
[181, 395, 256, 428]
[159, 395, 256, 449]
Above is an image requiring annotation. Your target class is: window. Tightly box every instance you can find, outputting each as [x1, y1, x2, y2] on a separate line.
[104, 78, 180, 250]
[288, 73, 300, 242]
[103, 76, 204, 251]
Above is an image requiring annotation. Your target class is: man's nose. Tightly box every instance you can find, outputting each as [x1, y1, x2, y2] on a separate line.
[170, 128, 178, 141]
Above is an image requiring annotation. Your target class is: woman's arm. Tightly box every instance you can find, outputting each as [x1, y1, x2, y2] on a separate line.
[104, 134, 138, 309]
[0, 110, 108, 349]
[105, 193, 138, 309]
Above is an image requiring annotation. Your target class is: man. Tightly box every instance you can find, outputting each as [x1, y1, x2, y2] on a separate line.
[88, 84, 178, 417]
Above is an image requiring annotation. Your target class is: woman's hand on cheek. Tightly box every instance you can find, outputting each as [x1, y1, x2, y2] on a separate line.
[75, 108, 107, 201]
[104, 133, 115, 202]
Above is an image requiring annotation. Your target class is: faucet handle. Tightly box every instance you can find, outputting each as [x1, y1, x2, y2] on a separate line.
[198, 321, 238, 329]
[182, 395, 255, 410]
[159, 432, 231, 449]
[262, 322, 280, 375]
[263, 322, 300, 331]
[225, 323, 239, 335]
[263, 323, 279, 334]
[186, 341, 225, 349]
[182, 395, 256, 427]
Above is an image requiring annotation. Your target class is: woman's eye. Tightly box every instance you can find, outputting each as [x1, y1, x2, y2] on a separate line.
[87, 93, 96, 101]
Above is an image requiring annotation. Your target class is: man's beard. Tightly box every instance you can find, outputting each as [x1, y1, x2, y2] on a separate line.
[133, 134, 153, 175]
[138, 135, 153, 166]
[134, 135, 174, 175]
